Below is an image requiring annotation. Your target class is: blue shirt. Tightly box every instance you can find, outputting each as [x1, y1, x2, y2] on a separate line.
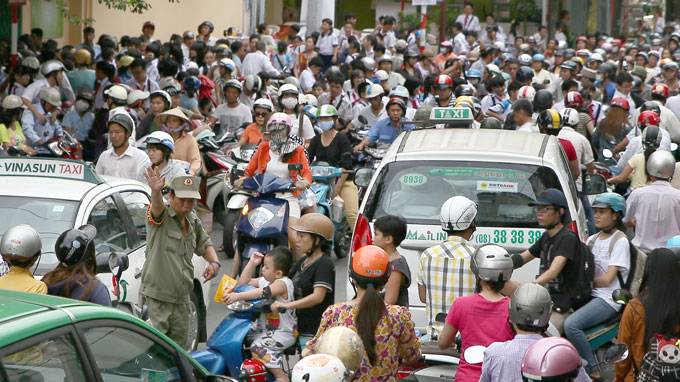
[180, 93, 199, 110]
[62, 110, 95, 141]
[21, 103, 63, 145]
[66, 69, 96, 93]
[366, 117, 414, 144]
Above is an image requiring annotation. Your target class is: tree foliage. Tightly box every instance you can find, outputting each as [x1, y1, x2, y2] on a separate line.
[57, 0, 179, 25]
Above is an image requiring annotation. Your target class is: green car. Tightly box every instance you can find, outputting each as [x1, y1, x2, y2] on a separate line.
[0, 290, 235, 382]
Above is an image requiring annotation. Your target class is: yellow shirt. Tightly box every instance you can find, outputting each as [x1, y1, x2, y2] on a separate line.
[0, 266, 47, 294]
[0, 121, 27, 149]
[628, 153, 651, 189]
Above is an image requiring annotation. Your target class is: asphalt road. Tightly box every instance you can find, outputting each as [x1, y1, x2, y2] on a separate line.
[200, 222, 349, 350]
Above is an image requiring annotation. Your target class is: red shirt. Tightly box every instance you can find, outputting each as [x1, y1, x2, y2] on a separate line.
[559, 138, 578, 162]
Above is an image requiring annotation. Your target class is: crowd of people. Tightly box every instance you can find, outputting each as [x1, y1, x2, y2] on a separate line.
[2, 5, 680, 382]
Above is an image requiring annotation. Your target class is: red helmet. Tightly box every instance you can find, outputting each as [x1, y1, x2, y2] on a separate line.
[564, 91, 583, 109]
[386, 97, 407, 116]
[240, 359, 267, 382]
[609, 97, 630, 111]
[350, 245, 390, 287]
[611, 38, 623, 46]
[652, 83, 670, 99]
[638, 110, 661, 128]
[434, 74, 453, 89]
[575, 35, 587, 42]
[521, 337, 581, 381]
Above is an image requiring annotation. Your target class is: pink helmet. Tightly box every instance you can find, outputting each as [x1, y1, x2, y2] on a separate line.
[521, 337, 581, 381]
[266, 112, 293, 130]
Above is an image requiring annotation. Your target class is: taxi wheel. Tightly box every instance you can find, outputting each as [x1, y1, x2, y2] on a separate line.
[222, 210, 239, 259]
[188, 291, 200, 352]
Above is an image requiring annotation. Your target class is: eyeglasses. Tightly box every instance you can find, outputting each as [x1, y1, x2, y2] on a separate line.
[533, 206, 555, 214]
[255, 112, 268, 117]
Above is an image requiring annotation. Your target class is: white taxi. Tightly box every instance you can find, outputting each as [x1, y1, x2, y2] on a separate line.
[352, 126, 604, 330]
[0, 157, 211, 351]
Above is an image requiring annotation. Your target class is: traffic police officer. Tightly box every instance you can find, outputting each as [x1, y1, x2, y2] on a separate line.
[142, 167, 220, 350]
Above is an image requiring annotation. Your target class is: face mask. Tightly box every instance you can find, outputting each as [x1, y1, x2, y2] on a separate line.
[440, 48, 447, 54]
[281, 98, 298, 110]
[596, 74, 603, 82]
[319, 120, 334, 132]
[75, 100, 90, 113]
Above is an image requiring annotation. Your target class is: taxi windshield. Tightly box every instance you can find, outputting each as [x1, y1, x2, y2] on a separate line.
[0, 196, 78, 274]
[364, 160, 564, 228]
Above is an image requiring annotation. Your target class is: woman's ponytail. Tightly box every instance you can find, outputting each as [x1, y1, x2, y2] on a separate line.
[355, 283, 386, 366]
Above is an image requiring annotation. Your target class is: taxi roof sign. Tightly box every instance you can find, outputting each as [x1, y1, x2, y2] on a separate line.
[429, 107, 473, 122]
[0, 157, 103, 184]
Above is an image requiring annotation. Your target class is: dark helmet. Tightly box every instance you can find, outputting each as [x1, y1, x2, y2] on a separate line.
[184, 76, 201, 91]
[640, 101, 661, 117]
[533, 89, 553, 112]
[537, 109, 563, 136]
[55, 225, 97, 267]
[386, 98, 407, 116]
[198, 20, 215, 34]
[480, 117, 503, 129]
[516, 66, 535, 83]
[455, 84, 475, 97]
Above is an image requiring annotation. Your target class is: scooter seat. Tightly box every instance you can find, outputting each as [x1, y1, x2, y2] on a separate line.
[420, 341, 461, 358]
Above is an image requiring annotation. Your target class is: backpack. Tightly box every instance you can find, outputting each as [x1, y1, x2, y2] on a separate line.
[545, 229, 595, 311]
[638, 335, 680, 382]
[586, 230, 647, 297]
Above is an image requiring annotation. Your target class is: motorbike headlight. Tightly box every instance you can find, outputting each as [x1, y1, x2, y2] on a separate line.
[312, 167, 333, 177]
[248, 207, 274, 229]
[48, 141, 63, 156]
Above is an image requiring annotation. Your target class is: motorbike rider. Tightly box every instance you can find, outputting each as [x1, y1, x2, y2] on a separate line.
[154, 108, 201, 176]
[521, 337, 587, 382]
[418, 195, 477, 336]
[222, 247, 295, 382]
[207, 79, 253, 134]
[564, 192, 631, 380]
[278, 84, 316, 146]
[42, 225, 111, 306]
[136, 90, 172, 141]
[608, 122, 663, 189]
[235, 98, 273, 147]
[307, 105, 358, 229]
[22, 60, 74, 125]
[347, 84, 386, 132]
[481, 283, 589, 382]
[508, 188, 581, 334]
[623, 150, 680, 253]
[303, 245, 421, 382]
[353, 98, 413, 153]
[0, 224, 46, 293]
[271, 213, 336, 349]
[616, 110, 672, 171]
[21, 87, 64, 146]
[438, 244, 515, 382]
[95, 111, 151, 181]
[235, 112, 312, 260]
[0, 95, 36, 155]
[536, 109, 580, 181]
[143, 130, 188, 187]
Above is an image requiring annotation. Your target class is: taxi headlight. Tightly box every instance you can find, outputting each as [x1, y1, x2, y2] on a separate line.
[248, 207, 274, 229]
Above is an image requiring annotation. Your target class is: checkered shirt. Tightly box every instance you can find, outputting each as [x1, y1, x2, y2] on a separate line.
[0, 258, 8, 277]
[417, 236, 476, 336]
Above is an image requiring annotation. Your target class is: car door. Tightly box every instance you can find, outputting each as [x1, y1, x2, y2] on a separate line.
[115, 190, 152, 304]
[0, 325, 95, 381]
[75, 320, 198, 382]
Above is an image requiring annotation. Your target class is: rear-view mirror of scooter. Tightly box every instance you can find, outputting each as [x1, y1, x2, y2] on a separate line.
[603, 343, 629, 364]
[612, 289, 633, 305]
[108, 252, 129, 279]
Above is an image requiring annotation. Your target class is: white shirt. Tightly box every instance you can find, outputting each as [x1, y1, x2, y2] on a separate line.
[242, 50, 280, 77]
[666, 95, 680, 121]
[21, 78, 51, 105]
[516, 121, 539, 133]
[624, 181, 680, 253]
[316, 32, 338, 56]
[300, 68, 316, 92]
[383, 30, 397, 50]
[617, 133, 671, 170]
[287, 112, 315, 141]
[630, 101, 680, 142]
[317, 92, 353, 123]
[456, 14, 480, 32]
[95, 143, 151, 181]
[480, 93, 506, 114]
[452, 33, 467, 55]
[586, 233, 630, 310]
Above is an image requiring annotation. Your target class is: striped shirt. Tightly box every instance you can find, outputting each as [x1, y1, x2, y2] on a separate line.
[417, 236, 476, 335]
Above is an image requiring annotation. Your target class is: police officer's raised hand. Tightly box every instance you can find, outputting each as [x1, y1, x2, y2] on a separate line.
[144, 166, 166, 193]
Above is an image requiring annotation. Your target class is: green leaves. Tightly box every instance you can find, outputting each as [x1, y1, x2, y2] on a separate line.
[58, 0, 179, 25]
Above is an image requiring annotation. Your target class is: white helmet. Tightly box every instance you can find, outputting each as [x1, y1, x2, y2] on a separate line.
[440, 196, 477, 231]
[518, 86, 536, 102]
[278, 83, 300, 97]
[518, 54, 533, 67]
[291, 354, 347, 382]
[389, 85, 409, 99]
[104, 85, 129, 103]
[560, 108, 579, 128]
[304, 94, 318, 107]
[253, 98, 274, 111]
[486, 64, 501, 76]
[127, 89, 149, 105]
[361, 56, 376, 72]
[366, 84, 385, 99]
[589, 53, 604, 63]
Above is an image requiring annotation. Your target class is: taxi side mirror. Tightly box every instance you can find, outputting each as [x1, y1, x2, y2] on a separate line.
[583, 173, 607, 195]
[354, 168, 375, 188]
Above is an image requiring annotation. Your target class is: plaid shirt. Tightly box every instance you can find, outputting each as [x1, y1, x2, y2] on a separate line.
[417, 236, 476, 336]
[0, 259, 8, 277]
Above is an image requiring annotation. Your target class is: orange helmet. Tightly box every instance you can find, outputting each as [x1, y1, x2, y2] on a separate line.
[350, 245, 390, 287]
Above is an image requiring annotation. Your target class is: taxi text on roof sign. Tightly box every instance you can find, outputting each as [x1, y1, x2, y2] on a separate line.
[0, 157, 102, 183]
[429, 107, 472, 122]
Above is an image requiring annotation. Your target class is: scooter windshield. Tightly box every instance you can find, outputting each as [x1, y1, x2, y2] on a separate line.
[242, 173, 294, 194]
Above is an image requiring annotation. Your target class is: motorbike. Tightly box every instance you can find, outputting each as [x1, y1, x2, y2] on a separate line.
[196, 130, 238, 226]
[8, 131, 80, 159]
[191, 285, 296, 380]
[398, 313, 459, 381]
[223, 143, 260, 259]
[96, 252, 149, 321]
[310, 163, 351, 259]
[234, 172, 297, 275]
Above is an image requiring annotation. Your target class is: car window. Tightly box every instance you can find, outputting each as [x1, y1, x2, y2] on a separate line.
[365, 160, 568, 228]
[87, 196, 131, 254]
[82, 326, 182, 382]
[1, 333, 86, 381]
[120, 191, 150, 246]
[0, 196, 78, 274]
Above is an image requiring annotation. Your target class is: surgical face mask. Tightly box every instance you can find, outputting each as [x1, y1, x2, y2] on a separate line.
[281, 97, 298, 110]
[440, 48, 447, 54]
[319, 120, 334, 132]
[596, 74, 603, 82]
[75, 100, 90, 113]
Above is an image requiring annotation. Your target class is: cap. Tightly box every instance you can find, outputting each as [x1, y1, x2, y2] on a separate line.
[170, 175, 201, 199]
[580, 67, 597, 80]
[420, 49, 435, 59]
[631, 66, 648, 79]
[529, 188, 568, 209]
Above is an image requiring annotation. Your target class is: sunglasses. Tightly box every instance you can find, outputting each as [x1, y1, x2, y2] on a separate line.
[255, 112, 268, 117]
